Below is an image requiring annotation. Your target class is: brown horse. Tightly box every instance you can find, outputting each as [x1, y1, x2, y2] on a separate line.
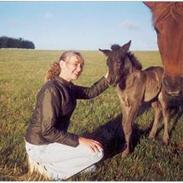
[99, 41, 169, 157]
[144, 2, 183, 96]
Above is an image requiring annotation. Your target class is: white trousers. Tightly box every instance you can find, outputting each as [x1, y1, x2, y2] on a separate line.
[25, 141, 103, 180]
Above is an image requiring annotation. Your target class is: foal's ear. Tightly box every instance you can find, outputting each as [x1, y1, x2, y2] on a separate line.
[99, 49, 111, 56]
[143, 2, 156, 10]
[121, 40, 131, 53]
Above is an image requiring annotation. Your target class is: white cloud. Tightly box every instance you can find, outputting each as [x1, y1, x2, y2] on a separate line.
[121, 20, 139, 30]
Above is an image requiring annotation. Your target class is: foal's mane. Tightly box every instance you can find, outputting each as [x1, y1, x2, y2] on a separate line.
[127, 52, 142, 71]
[152, 3, 183, 27]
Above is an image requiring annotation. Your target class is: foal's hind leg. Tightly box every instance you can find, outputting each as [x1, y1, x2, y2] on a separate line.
[158, 91, 169, 145]
[149, 101, 162, 139]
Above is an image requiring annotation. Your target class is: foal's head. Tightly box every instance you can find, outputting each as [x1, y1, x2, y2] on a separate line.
[99, 41, 142, 86]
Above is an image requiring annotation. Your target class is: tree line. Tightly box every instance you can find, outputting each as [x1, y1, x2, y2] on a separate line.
[0, 36, 35, 49]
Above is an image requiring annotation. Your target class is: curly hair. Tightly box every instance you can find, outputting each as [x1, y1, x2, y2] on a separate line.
[45, 62, 61, 81]
[45, 51, 84, 82]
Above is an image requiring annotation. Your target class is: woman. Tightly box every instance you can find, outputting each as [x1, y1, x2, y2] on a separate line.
[25, 51, 109, 180]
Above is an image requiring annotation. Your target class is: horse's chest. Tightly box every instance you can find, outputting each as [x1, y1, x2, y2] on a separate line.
[116, 87, 131, 107]
[117, 73, 143, 101]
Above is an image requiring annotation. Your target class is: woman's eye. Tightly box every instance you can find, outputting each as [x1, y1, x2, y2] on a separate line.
[71, 63, 78, 67]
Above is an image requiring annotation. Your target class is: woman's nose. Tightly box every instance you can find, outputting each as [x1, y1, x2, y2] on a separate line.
[76, 65, 82, 72]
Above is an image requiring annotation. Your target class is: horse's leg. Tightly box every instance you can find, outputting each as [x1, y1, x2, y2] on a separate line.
[149, 101, 162, 139]
[121, 102, 140, 158]
[158, 91, 169, 145]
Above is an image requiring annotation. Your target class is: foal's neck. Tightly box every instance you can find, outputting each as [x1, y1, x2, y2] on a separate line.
[118, 56, 140, 90]
[124, 56, 138, 75]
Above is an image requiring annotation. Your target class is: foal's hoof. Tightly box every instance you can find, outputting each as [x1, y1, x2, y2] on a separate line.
[148, 133, 155, 140]
[121, 149, 130, 158]
[163, 138, 169, 145]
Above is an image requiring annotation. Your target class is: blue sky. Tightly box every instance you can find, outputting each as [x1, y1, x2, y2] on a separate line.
[0, 1, 158, 50]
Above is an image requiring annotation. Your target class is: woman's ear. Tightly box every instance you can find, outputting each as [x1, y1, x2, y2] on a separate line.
[59, 60, 65, 68]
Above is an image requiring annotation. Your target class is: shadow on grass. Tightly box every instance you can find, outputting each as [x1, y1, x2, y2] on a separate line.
[83, 114, 124, 159]
[83, 114, 150, 160]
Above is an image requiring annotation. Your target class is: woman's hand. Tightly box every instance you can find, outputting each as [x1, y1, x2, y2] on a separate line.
[104, 71, 111, 84]
[79, 137, 103, 153]
[104, 71, 109, 79]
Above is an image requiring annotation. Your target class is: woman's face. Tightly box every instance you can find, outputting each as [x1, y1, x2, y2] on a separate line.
[60, 55, 84, 81]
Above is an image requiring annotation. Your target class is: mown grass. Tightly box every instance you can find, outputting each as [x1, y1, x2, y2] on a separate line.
[0, 49, 183, 181]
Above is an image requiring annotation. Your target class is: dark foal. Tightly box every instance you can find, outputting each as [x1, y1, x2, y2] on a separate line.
[100, 41, 169, 157]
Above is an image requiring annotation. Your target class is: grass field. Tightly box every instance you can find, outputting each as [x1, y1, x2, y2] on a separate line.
[0, 49, 183, 181]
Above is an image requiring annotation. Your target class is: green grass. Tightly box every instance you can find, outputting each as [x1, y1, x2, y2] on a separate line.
[0, 49, 183, 181]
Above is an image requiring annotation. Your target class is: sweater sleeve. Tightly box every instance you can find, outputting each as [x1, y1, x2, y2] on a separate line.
[40, 87, 79, 147]
[72, 76, 109, 99]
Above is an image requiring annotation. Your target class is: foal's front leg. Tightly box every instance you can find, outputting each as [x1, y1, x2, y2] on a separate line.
[121, 102, 140, 158]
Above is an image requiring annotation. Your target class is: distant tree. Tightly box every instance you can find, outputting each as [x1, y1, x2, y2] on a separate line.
[7, 37, 19, 48]
[21, 40, 35, 49]
[0, 36, 8, 48]
[0, 36, 35, 49]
